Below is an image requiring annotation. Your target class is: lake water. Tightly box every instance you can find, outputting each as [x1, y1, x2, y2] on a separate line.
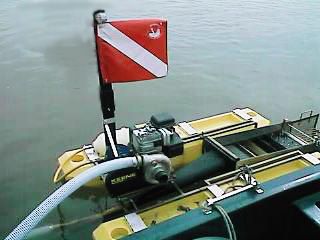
[1, 0, 320, 239]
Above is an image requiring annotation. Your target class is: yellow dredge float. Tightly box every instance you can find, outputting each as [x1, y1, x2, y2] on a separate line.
[54, 106, 320, 240]
[55, 108, 270, 187]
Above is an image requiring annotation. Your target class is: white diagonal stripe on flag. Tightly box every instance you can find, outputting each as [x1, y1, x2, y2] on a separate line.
[98, 23, 167, 77]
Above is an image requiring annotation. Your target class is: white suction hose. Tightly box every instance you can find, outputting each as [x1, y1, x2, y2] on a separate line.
[5, 156, 139, 240]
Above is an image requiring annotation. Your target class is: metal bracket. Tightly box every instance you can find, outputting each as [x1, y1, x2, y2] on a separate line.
[207, 184, 224, 197]
[206, 185, 254, 208]
[204, 166, 264, 213]
[233, 109, 252, 121]
[238, 165, 264, 194]
[83, 145, 100, 162]
[124, 213, 147, 233]
[302, 153, 320, 165]
[244, 175, 264, 194]
[103, 118, 115, 125]
[178, 122, 198, 135]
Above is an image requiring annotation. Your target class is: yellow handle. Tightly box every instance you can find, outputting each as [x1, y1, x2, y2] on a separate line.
[53, 148, 86, 183]
[53, 165, 63, 183]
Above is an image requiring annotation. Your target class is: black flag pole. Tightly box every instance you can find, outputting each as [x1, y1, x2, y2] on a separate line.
[93, 10, 119, 159]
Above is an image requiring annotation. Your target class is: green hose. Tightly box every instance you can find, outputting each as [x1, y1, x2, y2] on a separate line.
[193, 204, 236, 240]
[213, 205, 237, 240]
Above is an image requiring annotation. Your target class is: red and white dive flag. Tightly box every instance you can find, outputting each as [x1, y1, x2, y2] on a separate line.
[95, 19, 168, 83]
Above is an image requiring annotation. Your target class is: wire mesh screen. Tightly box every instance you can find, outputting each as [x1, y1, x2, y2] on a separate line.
[291, 114, 319, 131]
[285, 114, 319, 143]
